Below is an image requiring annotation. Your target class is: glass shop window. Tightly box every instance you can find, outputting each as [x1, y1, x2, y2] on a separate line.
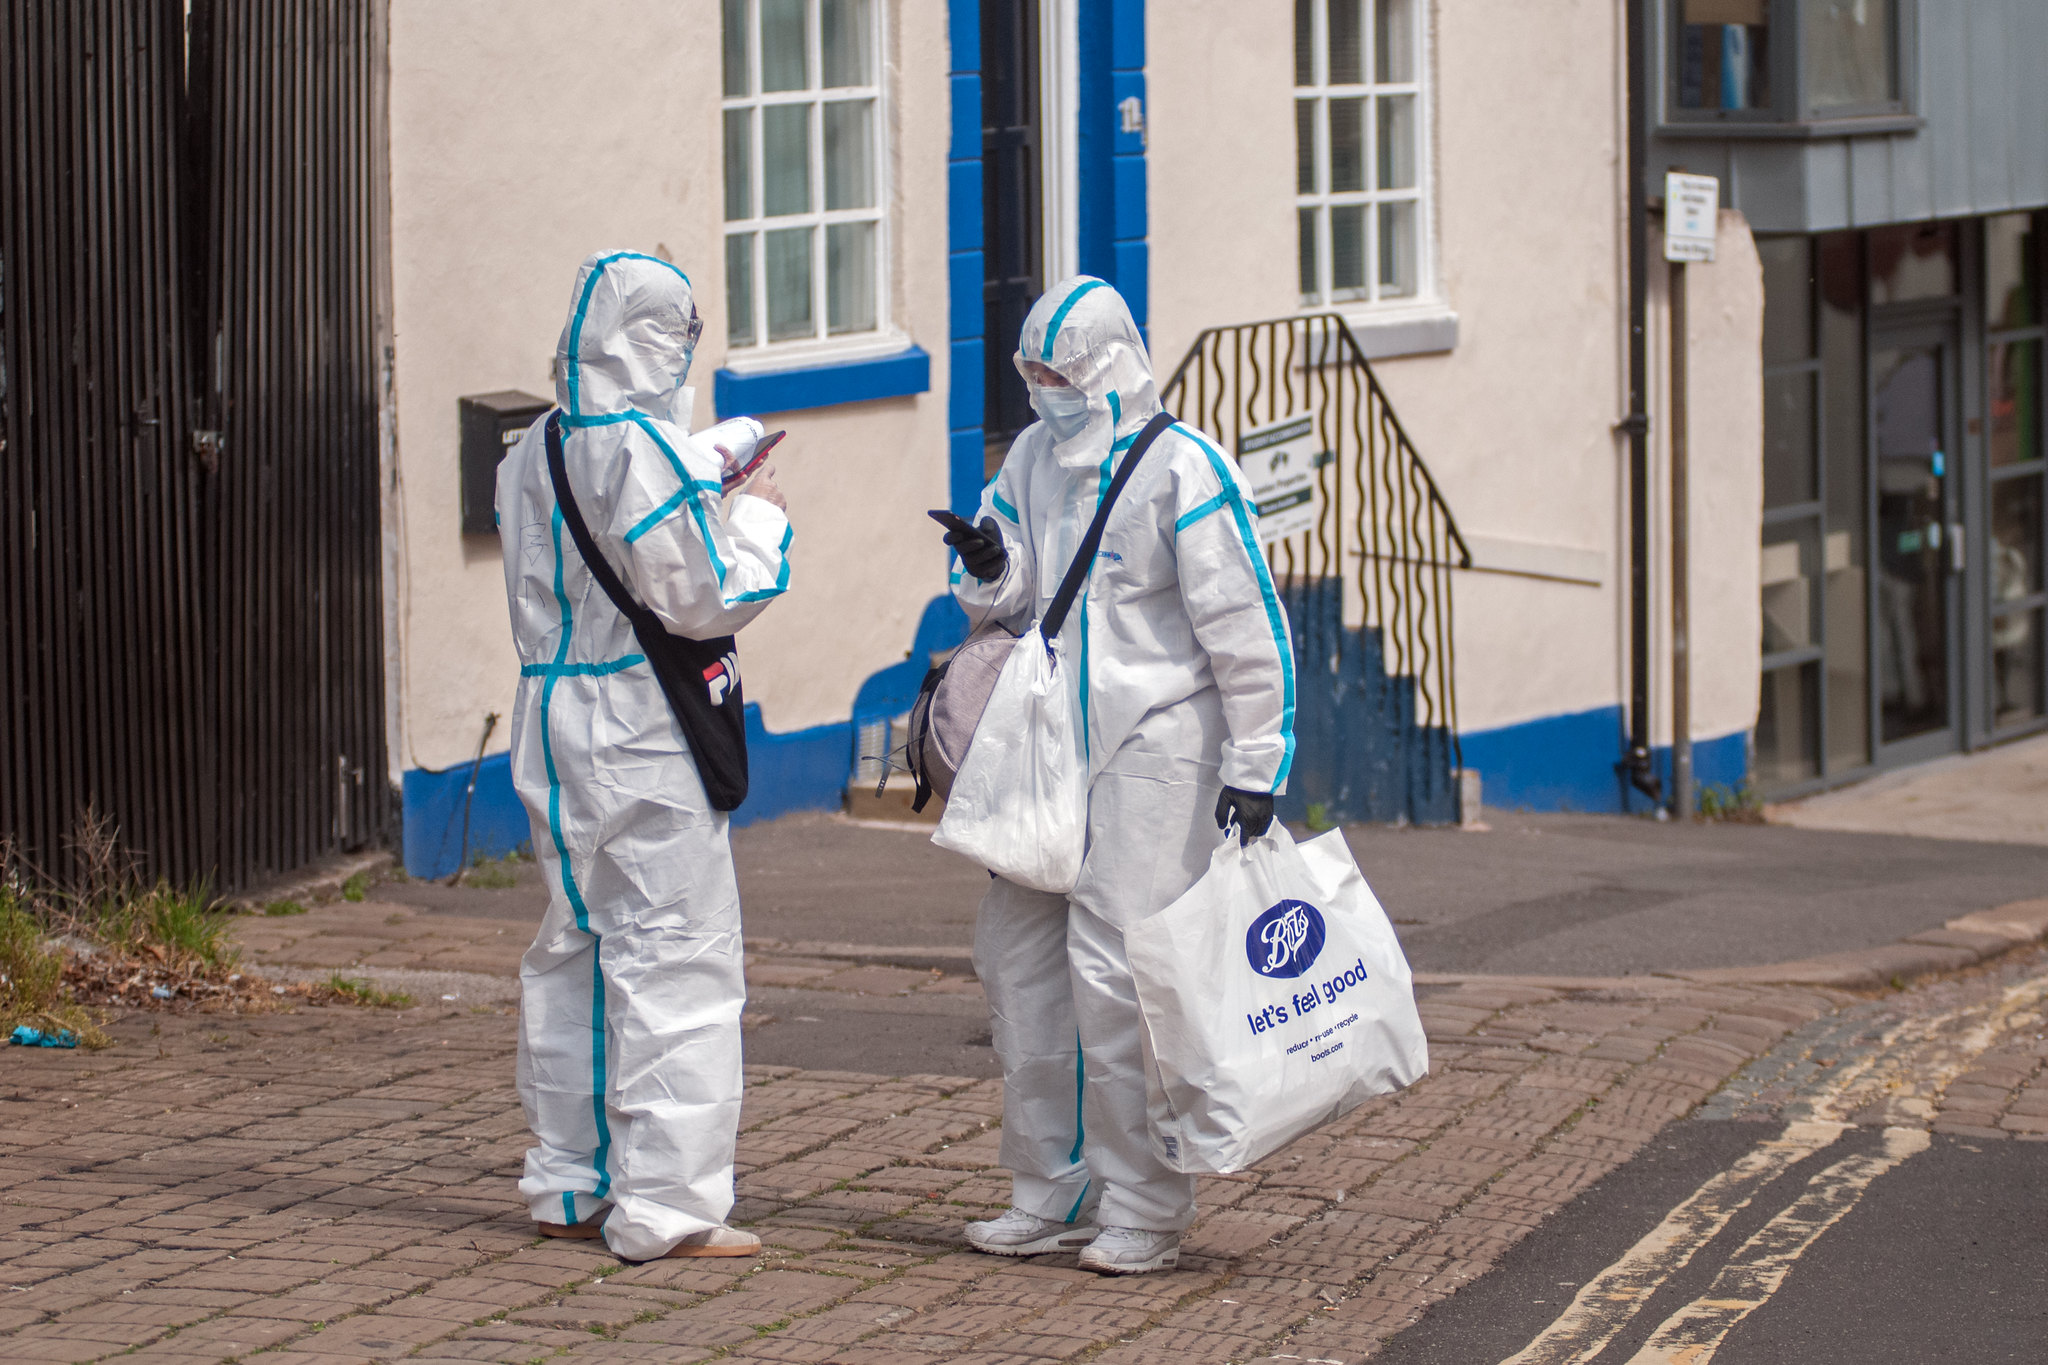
[1985, 213, 2046, 729]
[1672, 0, 1905, 124]
[722, 0, 886, 350]
[1802, 0, 1895, 114]
[1675, 0, 1771, 112]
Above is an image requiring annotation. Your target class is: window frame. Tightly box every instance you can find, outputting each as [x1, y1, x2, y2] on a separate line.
[1292, 0, 1437, 314]
[1660, 0, 1920, 138]
[720, 0, 895, 362]
[1982, 211, 2048, 736]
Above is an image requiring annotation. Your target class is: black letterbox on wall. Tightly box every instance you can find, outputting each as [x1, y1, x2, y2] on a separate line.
[459, 390, 552, 535]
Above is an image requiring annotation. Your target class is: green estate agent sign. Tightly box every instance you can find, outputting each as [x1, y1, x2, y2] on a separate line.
[1238, 413, 1322, 546]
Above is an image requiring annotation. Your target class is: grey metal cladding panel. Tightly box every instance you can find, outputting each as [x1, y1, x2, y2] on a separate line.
[1657, 0, 2048, 231]
[1742, 143, 1828, 233]
[1961, 0, 2009, 208]
[2010, 0, 2048, 208]
[1849, 137, 1897, 226]
[1917, 0, 1971, 219]
[1801, 141, 1853, 233]
[1919, 0, 2048, 218]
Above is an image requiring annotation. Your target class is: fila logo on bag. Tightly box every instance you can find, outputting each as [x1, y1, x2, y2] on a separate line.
[703, 651, 740, 706]
[1245, 899, 1327, 979]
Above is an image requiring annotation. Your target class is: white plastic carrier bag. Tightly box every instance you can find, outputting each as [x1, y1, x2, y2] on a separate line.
[1125, 825, 1428, 1174]
[931, 628, 1088, 893]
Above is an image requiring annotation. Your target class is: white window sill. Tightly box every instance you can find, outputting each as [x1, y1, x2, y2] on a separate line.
[1334, 303, 1459, 360]
[719, 329, 916, 376]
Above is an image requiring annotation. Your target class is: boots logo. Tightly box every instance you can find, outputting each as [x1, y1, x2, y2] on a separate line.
[702, 652, 740, 706]
[1245, 900, 1326, 978]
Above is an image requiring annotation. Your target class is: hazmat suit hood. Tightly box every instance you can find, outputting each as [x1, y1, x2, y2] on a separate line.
[555, 250, 701, 431]
[1015, 277, 1162, 468]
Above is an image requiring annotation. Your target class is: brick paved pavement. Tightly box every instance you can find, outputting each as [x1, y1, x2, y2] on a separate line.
[231, 900, 979, 1004]
[8, 943, 2044, 1363]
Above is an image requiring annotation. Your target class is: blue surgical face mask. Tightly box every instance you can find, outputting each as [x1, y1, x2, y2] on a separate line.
[1031, 384, 1092, 442]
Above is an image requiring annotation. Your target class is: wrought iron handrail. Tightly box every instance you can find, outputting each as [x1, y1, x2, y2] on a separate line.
[1160, 313, 1469, 768]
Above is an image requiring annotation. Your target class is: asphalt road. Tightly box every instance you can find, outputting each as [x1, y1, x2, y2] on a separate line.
[370, 807, 2048, 1078]
[382, 809, 2048, 979]
[740, 985, 999, 1077]
[719, 808, 2048, 978]
[1374, 959, 2048, 1364]
[1372, 1120, 2047, 1365]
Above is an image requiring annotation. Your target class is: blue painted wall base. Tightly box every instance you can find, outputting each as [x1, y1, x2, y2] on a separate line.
[1459, 705, 1749, 815]
[401, 595, 973, 879]
[401, 753, 529, 881]
[1274, 582, 1459, 827]
[401, 703, 858, 880]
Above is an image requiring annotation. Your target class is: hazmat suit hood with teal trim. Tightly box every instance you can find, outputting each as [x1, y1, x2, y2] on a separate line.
[556, 251, 700, 430]
[1015, 276, 1162, 469]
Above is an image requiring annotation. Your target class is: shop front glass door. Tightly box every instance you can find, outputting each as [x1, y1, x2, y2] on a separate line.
[1871, 332, 1959, 750]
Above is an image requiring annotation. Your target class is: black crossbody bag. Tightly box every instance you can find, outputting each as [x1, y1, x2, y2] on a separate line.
[543, 410, 750, 810]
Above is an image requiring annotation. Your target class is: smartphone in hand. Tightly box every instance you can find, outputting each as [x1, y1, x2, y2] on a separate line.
[719, 429, 785, 494]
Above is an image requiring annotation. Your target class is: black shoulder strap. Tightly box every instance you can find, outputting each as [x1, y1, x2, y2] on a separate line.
[544, 410, 653, 633]
[1041, 410, 1177, 641]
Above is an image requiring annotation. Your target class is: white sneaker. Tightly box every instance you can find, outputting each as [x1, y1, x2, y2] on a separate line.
[963, 1207, 1100, 1257]
[657, 1225, 761, 1258]
[1077, 1225, 1181, 1275]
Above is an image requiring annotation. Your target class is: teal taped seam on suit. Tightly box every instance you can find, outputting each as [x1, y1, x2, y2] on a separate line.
[1174, 491, 1230, 533]
[734, 523, 794, 603]
[1179, 424, 1297, 791]
[522, 655, 646, 678]
[1041, 280, 1107, 361]
[539, 502, 615, 1199]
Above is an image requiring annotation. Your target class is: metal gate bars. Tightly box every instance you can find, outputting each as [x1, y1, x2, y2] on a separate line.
[1161, 314, 1470, 825]
[0, 0, 384, 892]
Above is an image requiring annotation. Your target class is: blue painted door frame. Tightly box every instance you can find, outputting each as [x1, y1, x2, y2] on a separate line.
[948, 0, 1147, 515]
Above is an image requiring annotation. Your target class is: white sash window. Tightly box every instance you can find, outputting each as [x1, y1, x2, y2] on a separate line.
[721, 0, 888, 351]
[1293, 0, 1431, 310]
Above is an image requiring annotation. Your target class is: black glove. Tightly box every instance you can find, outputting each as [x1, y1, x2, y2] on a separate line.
[1215, 786, 1275, 845]
[928, 509, 1008, 582]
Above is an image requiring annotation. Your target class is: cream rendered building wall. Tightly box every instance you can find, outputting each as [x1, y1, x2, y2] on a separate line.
[385, 0, 953, 777]
[1649, 213, 1764, 750]
[1147, 0, 1763, 755]
[1144, 0, 1296, 372]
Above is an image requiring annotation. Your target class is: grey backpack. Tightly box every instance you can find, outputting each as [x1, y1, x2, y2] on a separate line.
[903, 411, 1177, 811]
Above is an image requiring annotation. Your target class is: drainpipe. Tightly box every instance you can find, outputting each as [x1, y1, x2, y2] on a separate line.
[1619, 0, 1663, 808]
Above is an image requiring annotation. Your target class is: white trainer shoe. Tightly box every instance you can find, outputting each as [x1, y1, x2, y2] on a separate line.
[658, 1225, 761, 1258]
[1077, 1225, 1181, 1275]
[963, 1207, 1101, 1257]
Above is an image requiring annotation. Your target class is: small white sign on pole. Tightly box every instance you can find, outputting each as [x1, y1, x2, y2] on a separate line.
[1237, 414, 1321, 546]
[1664, 172, 1719, 263]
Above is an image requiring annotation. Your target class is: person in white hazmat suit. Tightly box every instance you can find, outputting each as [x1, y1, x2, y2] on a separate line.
[934, 276, 1297, 1274]
[496, 250, 793, 1261]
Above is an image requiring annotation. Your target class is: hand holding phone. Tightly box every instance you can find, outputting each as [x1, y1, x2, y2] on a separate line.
[717, 429, 785, 494]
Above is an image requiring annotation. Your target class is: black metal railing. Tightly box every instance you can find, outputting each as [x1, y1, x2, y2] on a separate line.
[1161, 313, 1470, 820]
[1, 0, 384, 891]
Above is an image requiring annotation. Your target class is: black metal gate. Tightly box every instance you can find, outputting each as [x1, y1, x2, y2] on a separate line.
[1162, 315, 1470, 825]
[1, 0, 384, 891]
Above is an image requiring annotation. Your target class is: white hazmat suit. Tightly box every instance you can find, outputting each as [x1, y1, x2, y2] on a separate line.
[955, 278, 1296, 1241]
[497, 251, 792, 1260]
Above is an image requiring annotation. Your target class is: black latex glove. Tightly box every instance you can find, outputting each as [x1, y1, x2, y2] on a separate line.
[1215, 786, 1275, 845]
[928, 509, 1008, 582]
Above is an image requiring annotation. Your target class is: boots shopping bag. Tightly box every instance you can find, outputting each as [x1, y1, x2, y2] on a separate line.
[1125, 825, 1428, 1174]
[930, 628, 1087, 893]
